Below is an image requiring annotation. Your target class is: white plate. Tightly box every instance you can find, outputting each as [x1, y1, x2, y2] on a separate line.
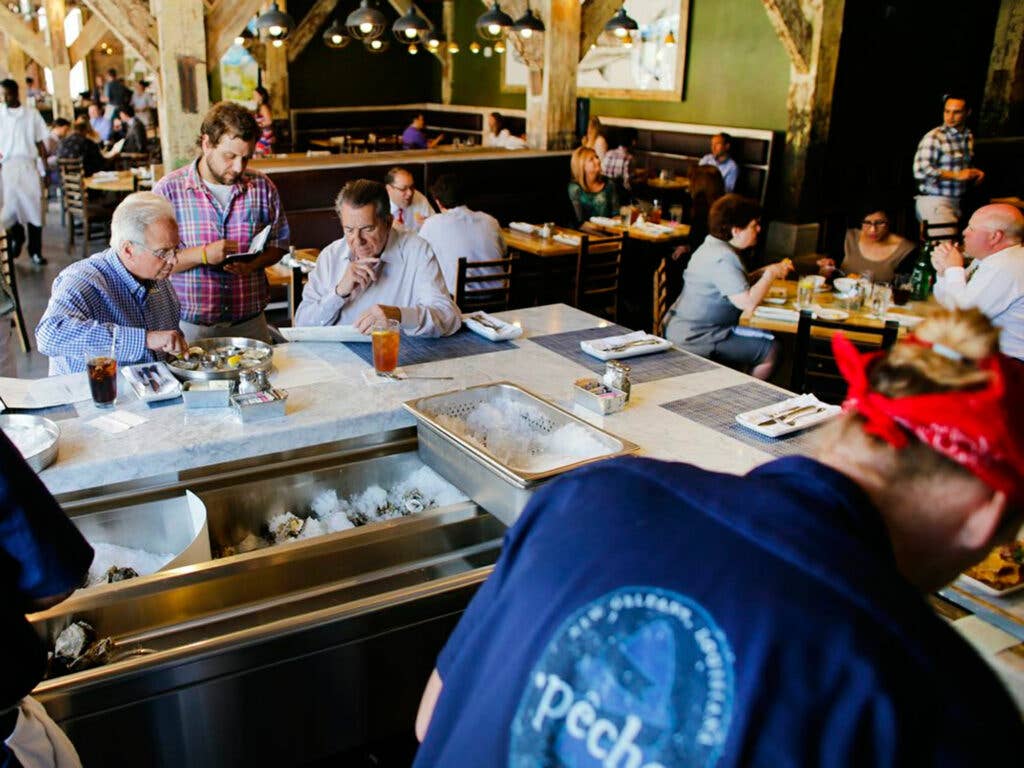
[814, 284, 831, 293]
[279, 325, 371, 343]
[122, 362, 182, 403]
[764, 297, 788, 305]
[463, 312, 523, 342]
[957, 573, 1024, 598]
[736, 393, 842, 438]
[815, 308, 849, 321]
[580, 331, 673, 361]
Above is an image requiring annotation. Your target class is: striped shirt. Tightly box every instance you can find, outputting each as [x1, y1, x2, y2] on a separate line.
[913, 124, 974, 198]
[35, 248, 181, 375]
[153, 159, 289, 325]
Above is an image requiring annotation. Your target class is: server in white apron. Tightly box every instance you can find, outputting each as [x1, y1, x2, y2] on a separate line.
[0, 79, 48, 266]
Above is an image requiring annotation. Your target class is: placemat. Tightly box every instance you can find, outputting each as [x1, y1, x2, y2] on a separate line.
[660, 381, 824, 458]
[529, 325, 716, 383]
[343, 328, 516, 367]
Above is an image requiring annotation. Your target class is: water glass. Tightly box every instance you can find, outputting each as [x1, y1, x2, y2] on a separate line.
[796, 276, 817, 310]
[869, 283, 892, 318]
[371, 319, 401, 374]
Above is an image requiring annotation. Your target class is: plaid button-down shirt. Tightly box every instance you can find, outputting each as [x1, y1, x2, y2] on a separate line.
[913, 124, 974, 198]
[153, 159, 289, 325]
[601, 146, 634, 191]
[35, 248, 181, 375]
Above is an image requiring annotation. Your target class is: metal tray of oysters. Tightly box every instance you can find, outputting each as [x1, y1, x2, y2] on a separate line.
[167, 337, 273, 381]
[0, 413, 60, 471]
[404, 381, 639, 525]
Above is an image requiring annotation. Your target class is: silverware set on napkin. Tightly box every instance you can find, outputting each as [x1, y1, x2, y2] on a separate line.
[756, 404, 827, 427]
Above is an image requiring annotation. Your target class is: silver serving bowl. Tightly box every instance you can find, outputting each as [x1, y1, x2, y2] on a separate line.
[166, 337, 274, 382]
[0, 414, 60, 472]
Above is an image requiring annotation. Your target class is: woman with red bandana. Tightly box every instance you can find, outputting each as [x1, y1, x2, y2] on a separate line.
[414, 307, 1024, 766]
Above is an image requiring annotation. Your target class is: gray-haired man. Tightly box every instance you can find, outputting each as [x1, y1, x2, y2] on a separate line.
[36, 191, 187, 374]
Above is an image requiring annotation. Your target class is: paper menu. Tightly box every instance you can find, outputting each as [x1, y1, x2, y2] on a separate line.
[0, 374, 92, 410]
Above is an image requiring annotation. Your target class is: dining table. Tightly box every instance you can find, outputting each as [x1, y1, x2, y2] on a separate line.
[84, 170, 138, 193]
[586, 216, 691, 244]
[501, 225, 586, 258]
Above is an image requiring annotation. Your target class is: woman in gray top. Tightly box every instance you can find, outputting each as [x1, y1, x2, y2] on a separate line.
[664, 195, 793, 379]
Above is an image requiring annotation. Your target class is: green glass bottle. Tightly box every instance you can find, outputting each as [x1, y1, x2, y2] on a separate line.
[909, 241, 936, 301]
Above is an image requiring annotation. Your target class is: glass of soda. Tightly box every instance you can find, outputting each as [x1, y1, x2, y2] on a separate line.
[892, 275, 913, 306]
[85, 348, 117, 408]
[371, 319, 401, 375]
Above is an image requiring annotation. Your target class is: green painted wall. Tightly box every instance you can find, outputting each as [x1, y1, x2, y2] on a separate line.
[450, 0, 791, 131]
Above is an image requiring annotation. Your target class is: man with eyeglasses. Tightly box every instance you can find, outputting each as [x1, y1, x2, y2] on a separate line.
[294, 179, 459, 336]
[36, 192, 188, 374]
[385, 166, 435, 233]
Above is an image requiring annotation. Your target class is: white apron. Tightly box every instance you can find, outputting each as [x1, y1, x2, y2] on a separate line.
[3, 697, 82, 768]
[0, 156, 43, 230]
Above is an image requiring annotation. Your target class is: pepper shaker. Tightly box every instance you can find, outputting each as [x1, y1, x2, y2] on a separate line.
[602, 360, 632, 402]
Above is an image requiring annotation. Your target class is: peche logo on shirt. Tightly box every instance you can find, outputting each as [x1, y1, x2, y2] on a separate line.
[509, 587, 734, 768]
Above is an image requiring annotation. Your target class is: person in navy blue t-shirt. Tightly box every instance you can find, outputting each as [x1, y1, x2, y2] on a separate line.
[1, 429, 93, 766]
[414, 308, 1024, 766]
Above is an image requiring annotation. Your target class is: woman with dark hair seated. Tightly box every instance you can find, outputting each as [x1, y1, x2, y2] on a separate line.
[818, 204, 916, 283]
[567, 146, 618, 228]
[664, 194, 793, 379]
[56, 116, 106, 177]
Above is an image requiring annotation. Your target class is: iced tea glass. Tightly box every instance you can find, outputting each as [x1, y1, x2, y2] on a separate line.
[371, 319, 400, 375]
[85, 347, 117, 408]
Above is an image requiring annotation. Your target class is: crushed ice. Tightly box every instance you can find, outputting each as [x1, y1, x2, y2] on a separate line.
[85, 542, 175, 587]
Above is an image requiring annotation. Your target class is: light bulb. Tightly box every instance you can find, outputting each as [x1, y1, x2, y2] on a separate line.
[370, 39, 382, 49]
[520, 28, 532, 39]
[664, 31, 676, 47]
[470, 42, 480, 54]
[613, 27, 627, 38]
[494, 40, 505, 53]
[331, 34, 343, 44]
[428, 38, 439, 49]
[404, 28, 417, 39]
[408, 43, 418, 54]
[272, 38, 284, 47]
[448, 42, 459, 53]
[234, 35, 245, 45]
[269, 24, 283, 36]
[359, 21, 373, 33]
[487, 23, 501, 35]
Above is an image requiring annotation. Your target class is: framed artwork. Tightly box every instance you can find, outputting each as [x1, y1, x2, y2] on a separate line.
[503, 0, 689, 100]
[220, 45, 259, 109]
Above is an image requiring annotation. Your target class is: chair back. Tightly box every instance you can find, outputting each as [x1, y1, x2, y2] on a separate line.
[58, 158, 87, 216]
[114, 152, 150, 171]
[920, 218, 960, 243]
[652, 258, 671, 335]
[791, 309, 899, 404]
[455, 255, 515, 313]
[574, 233, 623, 322]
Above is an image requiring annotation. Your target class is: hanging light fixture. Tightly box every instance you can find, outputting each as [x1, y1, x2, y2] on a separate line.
[447, 41, 459, 54]
[664, 30, 676, 47]
[255, 1, 296, 40]
[366, 37, 390, 54]
[604, 7, 639, 38]
[493, 39, 506, 54]
[392, 6, 430, 43]
[408, 43, 419, 55]
[475, 1, 512, 42]
[425, 28, 445, 51]
[234, 26, 255, 47]
[469, 41, 481, 54]
[323, 19, 350, 49]
[510, 5, 544, 40]
[347, 0, 387, 41]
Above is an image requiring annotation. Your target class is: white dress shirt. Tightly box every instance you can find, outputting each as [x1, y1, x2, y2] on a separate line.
[418, 206, 507, 295]
[933, 243, 1024, 360]
[390, 189, 435, 233]
[483, 129, 528, 150]
[294, 227, 460, 337]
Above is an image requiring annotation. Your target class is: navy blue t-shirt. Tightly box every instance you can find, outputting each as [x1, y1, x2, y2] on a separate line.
[414, 456, 1022, 766]
[1, 430, 93, 707]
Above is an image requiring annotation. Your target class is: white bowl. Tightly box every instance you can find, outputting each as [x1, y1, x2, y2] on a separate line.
[833, 277, 857, 294]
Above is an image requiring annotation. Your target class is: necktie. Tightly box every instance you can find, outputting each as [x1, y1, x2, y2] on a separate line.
[397, 208, 404, 225]
[965, 261, 979, 283]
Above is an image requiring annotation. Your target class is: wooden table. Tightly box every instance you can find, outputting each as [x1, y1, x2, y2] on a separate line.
[645, 176, 690, 191]
[84, 170, 136, 193]
[587, 217, 690, 244]
[501, 226, 585, 258]
[741, 279, 932, 335]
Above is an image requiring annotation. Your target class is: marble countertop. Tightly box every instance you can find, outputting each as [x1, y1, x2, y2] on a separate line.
[39, 305, 785, 497]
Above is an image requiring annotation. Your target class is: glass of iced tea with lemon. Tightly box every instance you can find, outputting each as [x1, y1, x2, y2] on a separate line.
[371, 319, 400, 375]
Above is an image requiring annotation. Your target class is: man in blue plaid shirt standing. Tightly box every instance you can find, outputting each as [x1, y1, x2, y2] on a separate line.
[912, 94, 984, 232]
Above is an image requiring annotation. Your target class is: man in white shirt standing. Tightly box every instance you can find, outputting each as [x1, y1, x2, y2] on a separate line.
[385, 166, 435, 233]
[932, 203, 1024, 360]
[295, 179, 459, 336]
[0, 79, 49, 266]
[418, 174, 506, 296]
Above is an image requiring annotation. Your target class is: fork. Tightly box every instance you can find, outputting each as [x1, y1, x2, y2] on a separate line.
[605, 338, 661, 353]
[467, 314, 503, 331]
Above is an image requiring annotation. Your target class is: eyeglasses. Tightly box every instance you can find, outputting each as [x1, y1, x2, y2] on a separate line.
[387, 183, 413, 193]
[861, 219, 889, 229]
[134, 242, 181, 262]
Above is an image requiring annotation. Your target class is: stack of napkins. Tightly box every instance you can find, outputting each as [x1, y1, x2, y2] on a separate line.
[463, 312, 522, 341]
[634, 221, 677, 235]
[580, 330, 672, 361]
[508, 222, 536, 234]
[553, 233, 581, 246]
[589, 216, 619, 228]
[279, 325, 370, 343]
[753, 306, 800, 322]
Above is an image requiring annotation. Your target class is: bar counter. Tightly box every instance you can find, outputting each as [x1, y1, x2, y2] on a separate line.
[249, 145, 566, 174]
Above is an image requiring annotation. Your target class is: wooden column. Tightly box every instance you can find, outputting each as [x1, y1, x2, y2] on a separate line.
[762, 0, 845, 221]
[263, 0, 289, 119]
[526, 0, 579, 150]
[440, 0, 454, 105]
[152, 0, 210, 169]
[0, 4, 53, 70]
[6, 39, 27, 86]
[980, 0, 1024, 137]
[44, 0, 73, 119]
[69, 14, 109, 66]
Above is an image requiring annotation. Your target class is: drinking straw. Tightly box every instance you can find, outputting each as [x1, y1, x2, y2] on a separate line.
[110, 325, 117, 359]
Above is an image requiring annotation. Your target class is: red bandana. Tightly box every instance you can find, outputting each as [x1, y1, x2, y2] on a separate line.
[833, 333, 1024, 503]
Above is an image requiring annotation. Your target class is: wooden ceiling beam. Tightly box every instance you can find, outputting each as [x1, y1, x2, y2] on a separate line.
[0, 4, 53, 69]
[68, 14, 108, 63]
[286, 0, 340, 64]
[80, 0, 160, 72]
[205, 0, 265, 71]
[579, 0, 621, 57]
[760, 0, 812, 74]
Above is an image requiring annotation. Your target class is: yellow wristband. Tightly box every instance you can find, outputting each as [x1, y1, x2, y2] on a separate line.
[201, 246, 208, 265]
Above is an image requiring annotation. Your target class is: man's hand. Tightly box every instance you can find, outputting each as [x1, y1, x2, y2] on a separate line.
[146, 329, 188, 356]
[931, 241, 964, 275]
[223, 258, 262, 276]
[354, 304, 401, 333]
[816, 257, 836, 276]
[204, 239, 239, 267]
[765, 259, 794, 281]
[335, 257, 381, 299]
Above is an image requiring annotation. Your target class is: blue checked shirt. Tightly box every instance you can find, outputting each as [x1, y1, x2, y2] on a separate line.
[913, 124, 973, 198]
[35, 248, 182, 375]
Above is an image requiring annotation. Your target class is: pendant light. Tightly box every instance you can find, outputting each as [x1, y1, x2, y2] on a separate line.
[510, 5, 544, 40]
[604, 7, 639, 38]
[475, 2, 512, 42]
[366, 37, 390, 54]
[469, 42, 481, 54]
[425, 28, 446, 51]
[664, 30, 676, 47]
[234, 27, 255, 47]
[323, 19, 350, 49]
[392, 6, 430, 44]
[255, 2, 296, 40]
[347, 0, 387, 41]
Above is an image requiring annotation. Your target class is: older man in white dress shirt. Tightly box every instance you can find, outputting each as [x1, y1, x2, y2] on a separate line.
[385, 166, 435, 233]
[932, 203, 1024, 360]
[295, 179, 459, 336]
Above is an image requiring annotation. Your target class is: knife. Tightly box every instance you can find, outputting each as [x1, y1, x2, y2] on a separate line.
[140, 365, 160, 392]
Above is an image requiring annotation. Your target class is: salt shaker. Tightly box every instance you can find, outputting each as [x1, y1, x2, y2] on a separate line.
[602, 360, 631, 402]
[539, 222, 552, 239]
[237, 369, 266, 395]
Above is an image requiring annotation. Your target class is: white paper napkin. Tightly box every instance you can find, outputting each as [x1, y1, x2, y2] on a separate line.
[508, 221, 536, 234]
[89, 410, 148, 434]
[753, 306, 800, 322]
[553, 233, 581, 246]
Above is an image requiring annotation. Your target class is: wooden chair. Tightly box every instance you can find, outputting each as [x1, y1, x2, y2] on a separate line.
[920, 218, 961, 243]
[574, 233, 624, 322]
[1, 231, 31, 353]
[652, 258, 671, 335]
[288, 248, 321, 323]
[455, 255, 516, 314]
[791, 309, 899, 404]
[59, 158, 113, 259]
[114, 152, 150, 171]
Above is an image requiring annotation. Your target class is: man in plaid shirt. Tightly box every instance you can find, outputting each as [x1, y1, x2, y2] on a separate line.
[154, 102, 289, 342]
[913, 95, 984, 233]
[601, 127, 638, 197]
